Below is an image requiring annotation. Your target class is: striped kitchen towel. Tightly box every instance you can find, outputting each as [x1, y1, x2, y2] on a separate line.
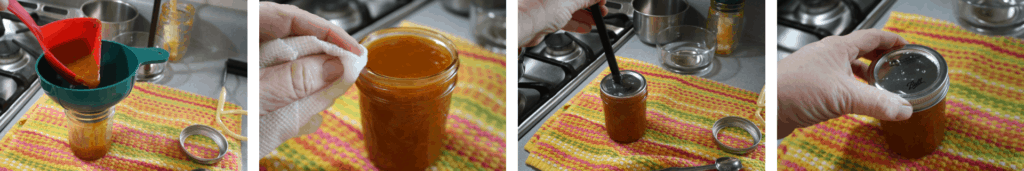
[524, 57, 765, 171]
[0, 82, 244, 170]
[778, 11, 1024, 170]
[259, 21, 506, 170]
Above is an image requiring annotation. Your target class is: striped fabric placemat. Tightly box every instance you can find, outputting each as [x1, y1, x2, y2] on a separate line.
[524, 57, 765, 170]
[259, 21, 506, 170]
[0, 83, 244, 170]
[779, 11, 1024, 170]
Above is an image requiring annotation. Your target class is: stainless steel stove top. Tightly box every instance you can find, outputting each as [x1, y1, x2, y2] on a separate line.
[284, 0, 430, 40]
[777, 0, 896, 60]
[517, 0, 635, 138]
[0, 0, 73, 130]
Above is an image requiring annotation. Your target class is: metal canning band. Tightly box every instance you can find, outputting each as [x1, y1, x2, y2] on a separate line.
[712, 116, 762, 155]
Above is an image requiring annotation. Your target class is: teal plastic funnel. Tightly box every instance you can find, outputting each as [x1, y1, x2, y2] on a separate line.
[36, 40, 168, 113]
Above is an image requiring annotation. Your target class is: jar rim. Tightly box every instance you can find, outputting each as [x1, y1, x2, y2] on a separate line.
[359, 27, 460, 81]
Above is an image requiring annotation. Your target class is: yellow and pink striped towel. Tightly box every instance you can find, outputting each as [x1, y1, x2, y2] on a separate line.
[524, 57, 765, 170]
[0, 82, 244, 170]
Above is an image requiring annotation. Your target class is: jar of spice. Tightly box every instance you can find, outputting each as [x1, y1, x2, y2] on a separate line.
[707, 0, 744, 55]
[357, 27, 459, 170]
[66, 108, 115, 161]
[600, 70, 648, 143]
[868, 45, 949, 159]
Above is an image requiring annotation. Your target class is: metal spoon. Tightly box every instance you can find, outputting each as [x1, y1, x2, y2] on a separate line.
[659, 157, 742, 171]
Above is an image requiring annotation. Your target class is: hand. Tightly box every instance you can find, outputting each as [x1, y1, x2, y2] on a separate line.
[778, 29, 913, 137]
[258, 2, 367, 157]
[0, 0, 8, 11]
[518, 0, 608, 47]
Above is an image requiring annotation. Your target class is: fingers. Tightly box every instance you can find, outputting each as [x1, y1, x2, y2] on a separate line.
[259, 54, 345, 113]
[820, 29, 909, 61]
[565, 10, 595, 33]
[842, 81, 914, 121]
[563, 1, 609, 33]
[259, 2, 362, 54]
[0, 0, 8, 12]
[850, 59, 871, 80]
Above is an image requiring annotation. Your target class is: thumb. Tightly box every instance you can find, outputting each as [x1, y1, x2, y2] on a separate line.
[841, 81, 914, 121]
[0, 0, 8, 12]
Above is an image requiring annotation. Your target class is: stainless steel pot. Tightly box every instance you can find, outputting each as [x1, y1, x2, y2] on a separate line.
[81, 0, 138, 40]
[633, 0, 688, 45]
[441, 0, 471, 16]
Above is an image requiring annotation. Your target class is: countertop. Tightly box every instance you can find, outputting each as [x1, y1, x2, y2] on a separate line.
[400, 0, 488, 48]
[869, 0, 1024, 40]
[0, 0, 248, 170]
[517, 0, 766, 170]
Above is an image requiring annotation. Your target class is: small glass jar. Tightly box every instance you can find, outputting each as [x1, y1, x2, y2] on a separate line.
[707, 0, 744, 55]
[868, 45, 949, 159]
[470, 0, 506, 53]
[66, 108, 115, 161]
[357, 27, 459, 170]
[600, 70, 648, 143]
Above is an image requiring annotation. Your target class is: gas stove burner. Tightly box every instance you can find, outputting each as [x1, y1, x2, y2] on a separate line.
[0, 38, 28, 72]
[542, 33, 585, 70]
[311, 0, 371, 32]
[518, 9, 634, 138]
[788, 0, 859, 35]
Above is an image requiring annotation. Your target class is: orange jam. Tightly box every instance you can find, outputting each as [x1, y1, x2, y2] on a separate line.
[882, 100, 947, 158]
[54, 40, 100, 88]
[66, 109, 114, 161]
[602, 88, 648, 143]
[357, 28, 458, 171]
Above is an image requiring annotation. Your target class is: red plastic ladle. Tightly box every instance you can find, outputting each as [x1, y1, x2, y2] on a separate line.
[8, 0, 102, 88]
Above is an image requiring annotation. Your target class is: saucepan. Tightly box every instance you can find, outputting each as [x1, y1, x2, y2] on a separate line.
[633, 0, 688, 45]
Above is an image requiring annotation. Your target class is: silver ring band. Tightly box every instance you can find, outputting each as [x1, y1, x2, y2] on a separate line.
[712, 116, 762, 155]
[179, 124, 228, 165]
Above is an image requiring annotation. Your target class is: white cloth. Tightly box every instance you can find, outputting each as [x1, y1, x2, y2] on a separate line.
[258, 36, 367, 157]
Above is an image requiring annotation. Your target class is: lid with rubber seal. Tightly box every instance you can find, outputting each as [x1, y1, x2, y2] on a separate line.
[867, 44, 950, 112]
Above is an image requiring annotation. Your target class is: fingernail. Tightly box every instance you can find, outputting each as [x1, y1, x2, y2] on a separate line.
[895, 98, 913, 120]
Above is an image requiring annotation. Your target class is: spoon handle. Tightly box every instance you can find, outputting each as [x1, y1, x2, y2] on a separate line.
[659, 165, 717, 171]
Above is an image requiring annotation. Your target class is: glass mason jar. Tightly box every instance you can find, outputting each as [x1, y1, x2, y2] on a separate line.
[600, 70, 648, 143]
[868, 45, 949, 159]
[707, 0, 744, 55]
[357, 27, 459, 170]
[66, 108, 115, 161]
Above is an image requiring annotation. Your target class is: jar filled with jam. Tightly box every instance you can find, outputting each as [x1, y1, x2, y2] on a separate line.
[357, 27, 458, 170]
[868, 45, 949, 159]
[600, 70, 648, 143]
[66, 108, 115, 161]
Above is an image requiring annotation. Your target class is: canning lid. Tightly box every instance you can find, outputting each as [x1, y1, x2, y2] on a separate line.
[868, 45, 950, 112]
[600, 70, 647, 98]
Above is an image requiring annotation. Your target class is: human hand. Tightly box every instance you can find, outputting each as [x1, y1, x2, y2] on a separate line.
[518, 0, 608, 47]
[0, 0, 9, 11]
[778, 29, 913, 137]
[258, 2, 367, 157]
